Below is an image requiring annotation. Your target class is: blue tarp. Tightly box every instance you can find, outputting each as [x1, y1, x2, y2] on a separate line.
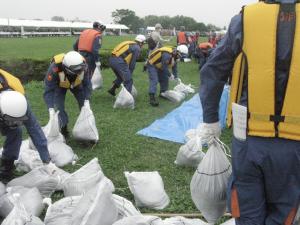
[137, 86, 229, 144]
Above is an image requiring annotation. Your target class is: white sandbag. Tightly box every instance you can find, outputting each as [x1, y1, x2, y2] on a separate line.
[1, 194, 44, 225]
[163, 216, 208, 225]
[113, 84, 135, 109]
[113, 194, 141, 220]
[44, 196, 82, 225]
[91, 67, 103, 90]
[160, 90, 185, 103]
[220, 218, 236, 225]
[48, 141, 78, 167]
[0, 183, 5, 197]
[125, 171, 170, 210]
[175, 136, 205, 167]
[0, 186, 43, 218]
[72, 179, 118, 225]
[173, 79, 195, 95]
[15, 148, 43, 172]
[62, 158, 105, 196]
[190, 140, 232, 224]
[131, 85, 138, 98]
[7, 164, 62, 197]
[72, 100, 99, 142]
[113, 215, 163, 225]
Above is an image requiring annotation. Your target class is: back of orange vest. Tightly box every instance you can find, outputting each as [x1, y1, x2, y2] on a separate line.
[178, 32, 187, 44]
[78, 29, 101, 52]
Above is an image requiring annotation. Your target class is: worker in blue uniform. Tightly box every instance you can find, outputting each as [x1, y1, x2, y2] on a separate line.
[0, 69, 51, 183]
[44, 51, 91, 138]
[199, 0, 300, 224]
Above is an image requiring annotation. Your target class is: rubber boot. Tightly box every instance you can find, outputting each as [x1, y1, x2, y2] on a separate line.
[149, 93, 159, 107]
[61, 125, 70, 139]
[107, 83, 119, 96]
[0, 158, 15, 184]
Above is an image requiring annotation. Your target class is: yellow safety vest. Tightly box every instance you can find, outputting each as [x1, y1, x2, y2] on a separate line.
[112, 41, 136, 65]
[53, 54, 83, 89]
[227, 2, 300, 141]
[148, 47, 173, 69]
[0, 69, 25, 95]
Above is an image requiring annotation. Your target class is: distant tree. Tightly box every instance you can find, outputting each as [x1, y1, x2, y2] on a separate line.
[112, 9, 144, 33]
[51, 16, 65, 22]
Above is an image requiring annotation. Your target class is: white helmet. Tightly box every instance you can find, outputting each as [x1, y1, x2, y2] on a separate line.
[176, 45, 189, 55]
[62, 51, 86, 76]
[0, 91, 27, 127]
[135, 34, 146, 44]
[155, 23, 163, 30]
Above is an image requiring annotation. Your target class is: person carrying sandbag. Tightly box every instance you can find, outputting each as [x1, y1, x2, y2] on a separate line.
[199, 0, 300, 224]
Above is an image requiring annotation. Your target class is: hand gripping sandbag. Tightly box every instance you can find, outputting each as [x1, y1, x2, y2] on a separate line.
[72, 100, 99, 142]
[163, 216, 209, 225]
[175, 136, 205, 167]
[173, 79, 195, 95]
[48, 141, 78, 167]
[91, 67, 103, 90]
[0, 186, 44, 218]
[113, 84, 135, 109]
[71, 179, 118, 225]
[44, 196, 82, 225]
[112, 215, 163, 225]
[220, 218, 236, 225]
[125, 171, 170, 210]
[113, 194, 141, 220]
[190, 139, 232, 224]
[160, 90, 185, 103]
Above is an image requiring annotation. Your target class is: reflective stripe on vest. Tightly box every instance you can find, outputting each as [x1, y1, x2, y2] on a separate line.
[0, 69, 25, 95]
[228, 2, 300, 141]
[52, 54, 83, 89]
[178, 32, 187, 44]
[78, 29, 101, 52]
[112, 41, 136, 64]
[148, 47, 173, 69]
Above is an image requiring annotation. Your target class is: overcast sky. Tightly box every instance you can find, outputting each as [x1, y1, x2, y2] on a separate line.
[0, 0, 257, 27]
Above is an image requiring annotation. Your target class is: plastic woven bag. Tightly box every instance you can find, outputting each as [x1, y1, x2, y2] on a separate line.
[0, 182, 5, 197]
[173, 79, 195, 95]
[163, 216, 209, 225]
[190, 139, 232, 224]
[113, 194, 141, 220]
[160, 90, 185, 103]
[15, 148, 43, 172]
[125, 171, 170, 210]
[175, 136, 205, 167]
[131, 85, 138, 99]
[220, 218, 236, 225]
[48, 141, 78, 167]
[112, 215, 163, 225]
[113, 84, 135, 109]
[72, 100, 99, 142]
[91, 67, 103, 90]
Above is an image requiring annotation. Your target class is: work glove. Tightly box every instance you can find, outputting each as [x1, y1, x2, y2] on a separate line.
[199, 122, 221, 145]
[96, 61, 101, 71]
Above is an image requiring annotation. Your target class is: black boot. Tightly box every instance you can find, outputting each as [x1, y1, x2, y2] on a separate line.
[149, 93, 159, 107]
[107, 83, 119, 96]
[61, 125, 70, 139]
[0, 158, 15, 184]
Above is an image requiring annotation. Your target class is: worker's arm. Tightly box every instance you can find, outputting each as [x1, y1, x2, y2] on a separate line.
[161, 53, 172, 77]
[43, 63, 59, 109]
[200, 14, 243, 123]
[82, 69, 92, 100]
[128, 45, 141, 74]
[92, 35, 102, 63]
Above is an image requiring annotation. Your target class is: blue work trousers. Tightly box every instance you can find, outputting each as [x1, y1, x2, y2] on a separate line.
[228, 136, 300, 225]
[147, 64, 169, 94]
[109, 56, 133, 93]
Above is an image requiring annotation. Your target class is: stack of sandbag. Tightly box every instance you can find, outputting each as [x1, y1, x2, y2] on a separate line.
[163, 216, 208, 225]
[175, 136, 205, 167]
[113, 194, 141, 220]
[62, 158, 107, 196]
[7, 163, 67, 197]
[44, 196, 82, 225]
[220, 218, 236, 225]
[91, 67, 103, 90]
[173, 79, 195, 95]
[72, 100, 99, 143]
[160, 90, 185, 103]
[0, 182, 5, 197]
[1, 194, 44, 225]
[114, 84, 135, 109]
[112, 215, 163, 225]
[125, 171, 170, 210]
[0, 186, 44, 218]
[71, 179, 118, 225]
[190, 140, 232, 224]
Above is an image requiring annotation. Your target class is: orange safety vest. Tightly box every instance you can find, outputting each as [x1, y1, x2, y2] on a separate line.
[199, 42, 213, 50]
[177, 32, 187, 45]
[78, 29, 101, 52]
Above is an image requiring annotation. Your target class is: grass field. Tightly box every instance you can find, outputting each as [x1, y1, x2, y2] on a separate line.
[0, 36, 232, 224]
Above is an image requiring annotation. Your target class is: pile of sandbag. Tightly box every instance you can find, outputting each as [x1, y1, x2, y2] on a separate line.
[190, 139, 232, 224]
[125, 171, 170, 210]
[175, 136, 205, 167]
[163, 216, 208, 225]
[113, 194, 141, 220]
[112, 215, 163, 225]
[91, 67, 103, 90]
[114, 84, 135, 109]
[72, 100, 99, 143]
